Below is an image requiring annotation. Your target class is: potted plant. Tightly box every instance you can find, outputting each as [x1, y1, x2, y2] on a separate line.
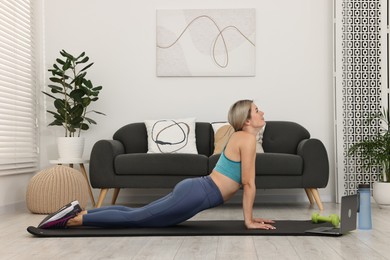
[348, 108, 390, 207]
[43, 50, 105, 159]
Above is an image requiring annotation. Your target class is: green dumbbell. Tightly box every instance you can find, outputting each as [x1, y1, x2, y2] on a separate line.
[311, 213, 340, 227]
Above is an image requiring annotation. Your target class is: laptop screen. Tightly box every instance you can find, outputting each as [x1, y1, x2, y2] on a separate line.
[340, 194, 358, 234]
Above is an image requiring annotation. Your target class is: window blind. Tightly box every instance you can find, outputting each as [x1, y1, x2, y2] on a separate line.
[0, 0, 37, 176]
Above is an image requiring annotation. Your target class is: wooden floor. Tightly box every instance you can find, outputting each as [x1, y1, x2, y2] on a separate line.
[1, 201, 390, 260]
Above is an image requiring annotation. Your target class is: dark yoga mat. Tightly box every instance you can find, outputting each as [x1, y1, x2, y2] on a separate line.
[27, 220, 333, 237]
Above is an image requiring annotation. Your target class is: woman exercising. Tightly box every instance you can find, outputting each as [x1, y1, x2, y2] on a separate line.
[38, 99, 276, 230]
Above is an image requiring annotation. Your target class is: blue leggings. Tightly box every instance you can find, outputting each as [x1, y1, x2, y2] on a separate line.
[82, 176, 224, 228]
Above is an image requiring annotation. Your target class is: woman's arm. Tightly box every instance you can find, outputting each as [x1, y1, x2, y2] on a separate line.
[240, 134, 275, 230]
[240, 134, 257, 227]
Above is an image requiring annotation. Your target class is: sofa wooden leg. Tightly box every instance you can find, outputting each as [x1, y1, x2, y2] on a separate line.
[305, 188, 315, 206]
[112, 188, 120, 205]
[96, 188, 109, 208]
[310, 188, 324, 211]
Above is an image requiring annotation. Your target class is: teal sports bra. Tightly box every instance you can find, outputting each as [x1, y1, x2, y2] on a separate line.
[214, 149, 242, 184]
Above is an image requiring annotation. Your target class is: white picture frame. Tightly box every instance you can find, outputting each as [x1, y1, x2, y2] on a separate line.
[156, 9, 256, 77]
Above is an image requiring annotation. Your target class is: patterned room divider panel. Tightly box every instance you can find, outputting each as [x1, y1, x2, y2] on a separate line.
[334, 0, 388, 202]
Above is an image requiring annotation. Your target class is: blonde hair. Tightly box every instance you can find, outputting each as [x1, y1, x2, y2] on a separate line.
[228, 99, 253, 131]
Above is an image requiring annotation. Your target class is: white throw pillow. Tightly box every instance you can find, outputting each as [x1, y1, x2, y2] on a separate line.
[144, 118, 198, 154]
[256, 123, 266, 153]
[211, 121, 265, 154]
[211, 122, 234, 154]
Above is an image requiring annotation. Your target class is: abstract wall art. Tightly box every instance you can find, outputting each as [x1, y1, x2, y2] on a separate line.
[156, 9, 256, 77]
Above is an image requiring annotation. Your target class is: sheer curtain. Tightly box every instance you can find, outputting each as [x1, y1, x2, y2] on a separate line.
[0, 0, 37, 176]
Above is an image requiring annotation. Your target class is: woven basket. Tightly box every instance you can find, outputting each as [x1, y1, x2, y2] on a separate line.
[26, 165, 88, 214]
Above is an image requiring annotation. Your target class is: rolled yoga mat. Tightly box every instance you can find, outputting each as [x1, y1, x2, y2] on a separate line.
[27, 220, 334, 237]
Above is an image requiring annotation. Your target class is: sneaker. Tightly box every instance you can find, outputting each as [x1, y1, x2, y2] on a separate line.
[39, 214, 77, 229]
[38, 200, 82, 229]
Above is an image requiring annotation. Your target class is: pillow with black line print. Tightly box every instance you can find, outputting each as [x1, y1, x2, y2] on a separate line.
[144, 118, 198, 154]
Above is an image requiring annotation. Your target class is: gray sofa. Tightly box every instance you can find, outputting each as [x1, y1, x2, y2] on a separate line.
[89, 121, 329, 209]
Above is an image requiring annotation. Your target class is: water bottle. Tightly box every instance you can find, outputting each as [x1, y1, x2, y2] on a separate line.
[358, 184, 372, 230]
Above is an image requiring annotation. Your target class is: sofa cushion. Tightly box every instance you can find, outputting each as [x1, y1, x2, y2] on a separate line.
[195, 122, 214, 156]
[262, 121, 310, 154]
[115, 153, 208, 176]
[255, 153, 303, 176]
[209, 153, 303, 176]
[144, 117, 198, 154]
[113, 123, 148, 153]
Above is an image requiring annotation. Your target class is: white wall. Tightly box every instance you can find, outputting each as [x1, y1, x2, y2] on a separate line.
[0, 0, 335, 209]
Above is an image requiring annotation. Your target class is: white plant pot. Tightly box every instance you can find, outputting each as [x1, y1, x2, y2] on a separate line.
[57, 137, 85, 160]
[373, 182, 390, 208]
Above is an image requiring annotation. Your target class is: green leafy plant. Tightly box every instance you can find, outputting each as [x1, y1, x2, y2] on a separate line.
[348, 108, 390, 182]
[43, 50, 105, 137]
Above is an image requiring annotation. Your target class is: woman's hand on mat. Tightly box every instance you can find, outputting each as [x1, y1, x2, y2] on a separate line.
[246, 218, 276, 230]
[253, 217, 275, 224]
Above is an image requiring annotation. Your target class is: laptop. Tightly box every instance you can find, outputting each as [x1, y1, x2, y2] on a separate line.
[305, 194, 358, 236]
